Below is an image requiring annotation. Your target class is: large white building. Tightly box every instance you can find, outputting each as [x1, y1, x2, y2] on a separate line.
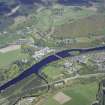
[32, 47, 55, 60]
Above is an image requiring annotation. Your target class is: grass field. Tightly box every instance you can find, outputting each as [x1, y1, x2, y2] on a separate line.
[43, 82, 98, 105]
[63, 82, 97, 105]
[0, 49, 27, 67]
[44, 66, 64, 79]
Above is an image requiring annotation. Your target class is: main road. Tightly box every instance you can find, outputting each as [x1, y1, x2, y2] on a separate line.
[0, 45, 105, 92]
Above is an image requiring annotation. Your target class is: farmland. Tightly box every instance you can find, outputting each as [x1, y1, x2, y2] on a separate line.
[53, 14, 105, 38]
[52, 5, 96, 26]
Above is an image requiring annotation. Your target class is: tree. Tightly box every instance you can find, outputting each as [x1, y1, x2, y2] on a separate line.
[7, 64, 19, 79]
[21, 44, 35, 56]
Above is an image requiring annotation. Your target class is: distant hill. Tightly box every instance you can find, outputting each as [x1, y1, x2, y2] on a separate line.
[0, 0, 103, 31]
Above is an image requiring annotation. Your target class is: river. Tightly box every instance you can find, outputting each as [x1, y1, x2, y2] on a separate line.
[0, 45, 105, 92]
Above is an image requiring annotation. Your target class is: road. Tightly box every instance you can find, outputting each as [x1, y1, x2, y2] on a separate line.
[26, 73, 105, 90]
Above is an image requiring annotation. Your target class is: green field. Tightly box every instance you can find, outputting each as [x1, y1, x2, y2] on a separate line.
[0, 49, 28, 67]
[44, 65, 64, 79]
[43, 82, 98, 105]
